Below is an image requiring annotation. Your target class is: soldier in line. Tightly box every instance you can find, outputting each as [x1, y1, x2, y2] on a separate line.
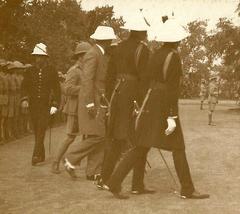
[107, 18, 209, 200]
[7, 61, 26, 139]
[0, 60, 9, 144]
[1, 63, 11, 142]
[51, 41, 92, 174]
[5, 64, 17, 140]
[64, 26, 116, 179]
[97, 15, 151, 194]
[0, 63, 3, 144]
[19, 64, 32, 136]
[21, 43, 60, 166]
[208, 75, 219, 126]
[199, 78, 207, 110]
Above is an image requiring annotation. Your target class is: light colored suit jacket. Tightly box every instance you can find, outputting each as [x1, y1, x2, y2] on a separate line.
[78, 45, 109, 136]
[63, 63, 81, 115]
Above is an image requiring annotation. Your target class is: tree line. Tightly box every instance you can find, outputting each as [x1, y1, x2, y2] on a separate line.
[1, 0, 240, 99]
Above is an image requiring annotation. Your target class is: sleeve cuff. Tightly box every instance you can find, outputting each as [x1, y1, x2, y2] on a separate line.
[168, 116, 178, 119]
[86, 103, 95, 108]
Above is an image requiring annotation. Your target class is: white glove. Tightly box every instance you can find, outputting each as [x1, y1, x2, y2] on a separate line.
[50, 107, 58, 115]
[165, 117, 176, 136]
[21, 100, 29, 108]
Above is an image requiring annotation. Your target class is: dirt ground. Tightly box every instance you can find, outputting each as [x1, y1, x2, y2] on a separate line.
[0, 100, 240, 214]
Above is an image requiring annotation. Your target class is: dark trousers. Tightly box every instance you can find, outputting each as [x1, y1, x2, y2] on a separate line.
[101, 139, 128, 183]
[108, 146, 194, 196]
[30, 107, 49, 160]
[107, 146, 148, 192]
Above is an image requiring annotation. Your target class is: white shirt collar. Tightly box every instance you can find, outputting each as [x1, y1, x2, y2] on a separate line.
[96, 44, 105, 55]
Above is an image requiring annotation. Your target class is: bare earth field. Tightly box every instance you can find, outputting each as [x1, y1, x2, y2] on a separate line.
[0, 100, 240, 214]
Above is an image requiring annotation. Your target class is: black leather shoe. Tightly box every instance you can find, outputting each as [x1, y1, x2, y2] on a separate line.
[94, 175, 109, 190]
[131, 188, 156, 195]
[181, 191, 210, 199]
[32, 156, 45, 166]
[111, 191, 129, 199]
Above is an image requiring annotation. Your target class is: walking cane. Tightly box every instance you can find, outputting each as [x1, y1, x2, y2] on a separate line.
[157, 149, 179, 194]
[48, 115, 54, 155]
[135, 94, 179, 194]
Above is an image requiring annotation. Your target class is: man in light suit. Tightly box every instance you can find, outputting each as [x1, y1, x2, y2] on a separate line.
[64, 26, 116, 179]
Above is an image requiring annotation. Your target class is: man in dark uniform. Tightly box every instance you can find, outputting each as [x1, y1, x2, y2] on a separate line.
[21, 43, 60, 166]
[107, 18, 209, 200]
[97, 16, 151, 196]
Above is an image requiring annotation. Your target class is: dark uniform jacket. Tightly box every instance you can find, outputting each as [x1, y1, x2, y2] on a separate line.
[21, 65, 61, 113]
[136, 44, 185, 151]
[106, 37, 149, 140]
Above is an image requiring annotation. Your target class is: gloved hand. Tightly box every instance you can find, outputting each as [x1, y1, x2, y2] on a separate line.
[165, 117, 176, 136]
[21, 100, 29, 108]
[100, 94, 109, 109]
[50, 107, 58, 115]
[87, 105, 97, 119]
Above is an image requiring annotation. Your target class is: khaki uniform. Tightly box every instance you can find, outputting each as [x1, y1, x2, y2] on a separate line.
[7, 74, 17, 118]
[0, 72, 4, 112]
[199, 82, 207, 102]
[63, 64, 81, 135]
[1, 73, 9, 118]
[15, 74, 23, 116]
[208, 81, 219, 111]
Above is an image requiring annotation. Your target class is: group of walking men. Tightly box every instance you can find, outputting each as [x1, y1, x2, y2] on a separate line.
[18, 14, 210, 200]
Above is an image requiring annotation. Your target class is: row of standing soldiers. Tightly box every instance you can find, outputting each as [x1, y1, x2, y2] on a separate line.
[0, 60, 32, 144]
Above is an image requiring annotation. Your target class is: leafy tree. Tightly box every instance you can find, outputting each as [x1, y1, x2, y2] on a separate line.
[0, 0, 124, 72]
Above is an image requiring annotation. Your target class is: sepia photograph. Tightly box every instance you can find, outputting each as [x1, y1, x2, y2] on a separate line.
[0, 0, 240, 213]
